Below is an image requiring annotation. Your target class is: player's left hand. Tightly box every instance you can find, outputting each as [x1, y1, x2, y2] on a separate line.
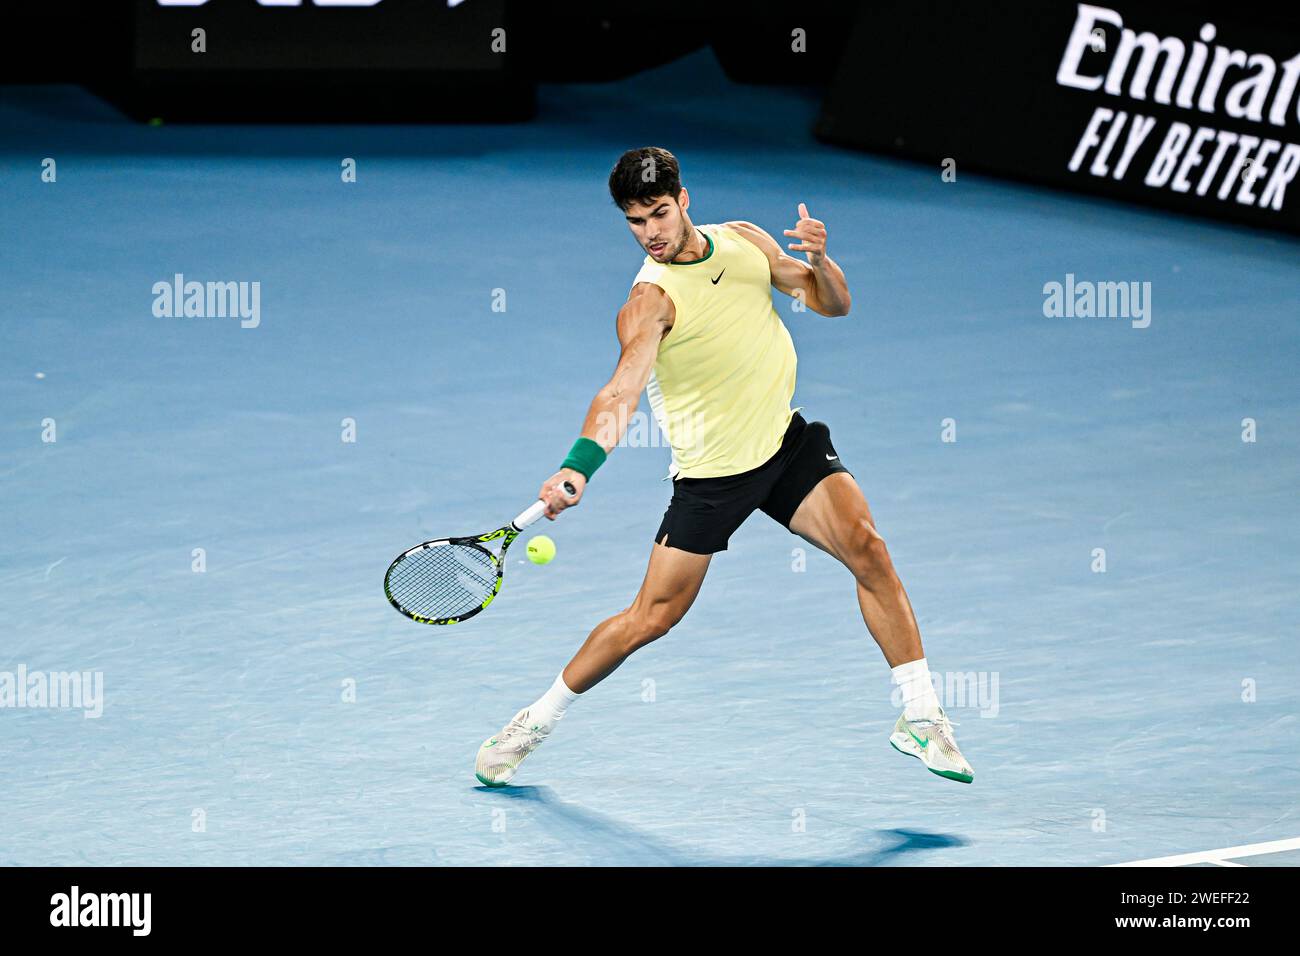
[783, 202, 828, 267]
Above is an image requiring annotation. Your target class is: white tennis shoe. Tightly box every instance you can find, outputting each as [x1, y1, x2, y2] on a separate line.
[889, 707, 974, 784]
[475, 708, 548, 787]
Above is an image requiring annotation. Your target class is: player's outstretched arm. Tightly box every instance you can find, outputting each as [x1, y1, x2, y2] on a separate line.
[537, 283, 674, 518]
[728, 206, 852, 316]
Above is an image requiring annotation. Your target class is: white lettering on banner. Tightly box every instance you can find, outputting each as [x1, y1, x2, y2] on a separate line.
[1059, 4, 1125, 92]
[1058, 5, 1300, 127]
[1058, 5, 1300, 215]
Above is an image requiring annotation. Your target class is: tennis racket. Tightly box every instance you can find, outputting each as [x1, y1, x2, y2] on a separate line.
[384, 482, 577, 625]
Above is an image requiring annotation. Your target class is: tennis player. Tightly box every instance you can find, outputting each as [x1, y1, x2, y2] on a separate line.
[476, 147, 974, 786]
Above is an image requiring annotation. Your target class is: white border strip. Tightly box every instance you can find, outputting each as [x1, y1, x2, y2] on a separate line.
[1109, 835, 1300, 867]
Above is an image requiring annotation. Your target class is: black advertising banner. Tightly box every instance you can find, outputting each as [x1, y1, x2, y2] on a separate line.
[128, 0, 529, 121]
[817, 0, 1300, 234]
[134, 0, 509, 72]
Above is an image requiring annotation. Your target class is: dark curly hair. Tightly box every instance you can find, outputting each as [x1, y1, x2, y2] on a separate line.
[608, 147, 682, 210]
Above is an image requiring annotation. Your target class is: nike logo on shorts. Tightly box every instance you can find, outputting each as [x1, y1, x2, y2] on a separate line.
[826, 453, 838, 461]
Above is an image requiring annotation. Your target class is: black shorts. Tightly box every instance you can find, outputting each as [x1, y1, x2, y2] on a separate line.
[654, 411, 853, 555]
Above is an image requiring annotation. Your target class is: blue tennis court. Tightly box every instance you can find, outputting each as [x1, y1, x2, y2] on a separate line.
[2, 48, 1298, 867]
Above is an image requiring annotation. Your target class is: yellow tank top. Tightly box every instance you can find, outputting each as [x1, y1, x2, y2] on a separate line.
[632, 223, 799, 479]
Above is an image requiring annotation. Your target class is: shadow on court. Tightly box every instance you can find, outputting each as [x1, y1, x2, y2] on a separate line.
[475, 785, 966, 866]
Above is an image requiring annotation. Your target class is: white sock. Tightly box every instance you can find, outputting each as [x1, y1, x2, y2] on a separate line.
[523, 673, 581, 735]
[892, 657, 942, 721]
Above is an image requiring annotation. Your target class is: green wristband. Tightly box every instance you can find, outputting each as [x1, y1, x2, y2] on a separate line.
[561, 437, 607, 480]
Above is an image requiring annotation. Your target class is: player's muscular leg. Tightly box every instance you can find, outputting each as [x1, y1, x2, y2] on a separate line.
[788, 473, 924, 667]
[562, 539, 712, 693]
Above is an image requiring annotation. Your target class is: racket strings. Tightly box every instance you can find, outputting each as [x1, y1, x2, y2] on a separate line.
[394, 549, 495, 616]
[405, 550, 496, 610]
[388, 544, 498, 619]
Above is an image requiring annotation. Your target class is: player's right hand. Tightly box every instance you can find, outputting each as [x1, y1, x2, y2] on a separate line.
[539, 469, 585, 519]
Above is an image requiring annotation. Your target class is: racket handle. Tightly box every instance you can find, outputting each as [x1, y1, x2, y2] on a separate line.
[513, 481, 579, 530]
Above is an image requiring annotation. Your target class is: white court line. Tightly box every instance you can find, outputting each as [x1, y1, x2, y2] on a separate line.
[1109, 836, 1300, 867]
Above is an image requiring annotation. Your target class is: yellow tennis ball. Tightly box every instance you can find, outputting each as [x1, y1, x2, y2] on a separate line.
[526, 535, 556, 565]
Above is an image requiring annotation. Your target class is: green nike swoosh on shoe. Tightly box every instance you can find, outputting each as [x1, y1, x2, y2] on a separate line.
[890, 709, 974, 784]
[475, 708, 550, 787]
